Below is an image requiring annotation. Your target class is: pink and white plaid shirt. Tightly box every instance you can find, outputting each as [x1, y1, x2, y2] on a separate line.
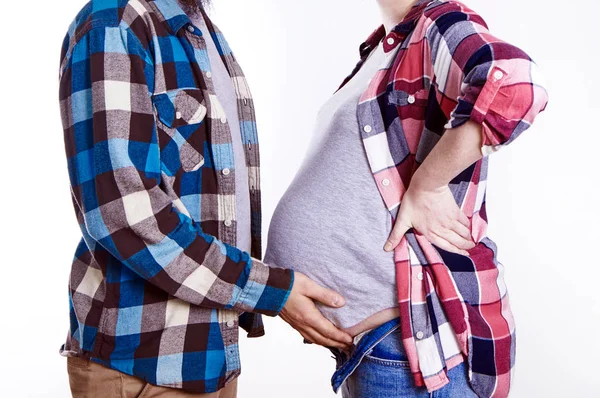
[343, 1, 548, 396]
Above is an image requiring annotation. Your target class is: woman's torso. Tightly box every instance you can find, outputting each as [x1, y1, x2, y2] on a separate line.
[265, 44, 401, 335]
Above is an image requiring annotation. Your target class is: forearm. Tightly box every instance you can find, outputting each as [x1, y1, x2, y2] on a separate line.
[386, 122, 481, 254]
[411, 121, 484, 191]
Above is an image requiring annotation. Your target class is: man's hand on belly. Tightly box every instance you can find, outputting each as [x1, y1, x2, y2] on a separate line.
[279, 273, 353, 349]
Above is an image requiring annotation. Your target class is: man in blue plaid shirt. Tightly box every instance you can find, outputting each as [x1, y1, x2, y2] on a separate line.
[58, 0, 353, 396]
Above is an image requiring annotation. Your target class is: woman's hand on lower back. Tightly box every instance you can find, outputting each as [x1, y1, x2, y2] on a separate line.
[384, 184, 475, 256]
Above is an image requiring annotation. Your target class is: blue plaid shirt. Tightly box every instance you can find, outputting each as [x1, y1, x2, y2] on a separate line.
[58, 0, 293, 393]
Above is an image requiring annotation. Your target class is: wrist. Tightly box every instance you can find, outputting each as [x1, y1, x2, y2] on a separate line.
[241, 259, 294, 316]
[279, 270, 295, 312]
[410, 167, 448, 192]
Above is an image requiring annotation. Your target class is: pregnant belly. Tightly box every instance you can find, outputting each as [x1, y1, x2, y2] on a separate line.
[265, 200, 399, 335]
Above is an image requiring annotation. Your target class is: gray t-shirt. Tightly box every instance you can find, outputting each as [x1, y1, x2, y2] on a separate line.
[186, 9, 251, 253]
[265, 44, 398, 329]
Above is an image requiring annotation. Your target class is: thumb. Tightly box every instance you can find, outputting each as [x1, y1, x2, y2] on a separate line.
[304, 280, 346, 308]
[384, 219, 411, 252]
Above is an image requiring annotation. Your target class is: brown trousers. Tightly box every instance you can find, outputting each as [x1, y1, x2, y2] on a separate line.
[67, 357, 238, 398]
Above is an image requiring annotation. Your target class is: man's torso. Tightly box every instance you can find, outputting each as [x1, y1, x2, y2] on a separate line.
[59, 0, 262, 392]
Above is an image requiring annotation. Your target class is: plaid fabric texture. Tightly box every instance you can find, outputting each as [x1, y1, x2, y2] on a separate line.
[346, 1, 548, 396]
[58, 0, 293, 393]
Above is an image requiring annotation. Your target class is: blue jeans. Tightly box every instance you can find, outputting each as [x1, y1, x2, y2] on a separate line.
[331, 318, 477, 398]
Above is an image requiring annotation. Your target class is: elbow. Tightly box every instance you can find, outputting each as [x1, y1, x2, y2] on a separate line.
[532, 84, 549, 118]
[82, 209, 111, 243]
[524, 60, 549, 122]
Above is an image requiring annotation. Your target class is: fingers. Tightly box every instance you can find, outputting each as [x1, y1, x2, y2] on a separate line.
[285, 306, 353, 348]
[429, 231, 470, 256]
[440, 228, 475, 251]
[303, 279, 346, 308]
[384, 219, 411, 252]
[301, 325, 352, 349]
[309, 313, 353, 345]
[452, 219, 472, 241]
[281, 274, 352, 347]
[457, 210, 471, 229]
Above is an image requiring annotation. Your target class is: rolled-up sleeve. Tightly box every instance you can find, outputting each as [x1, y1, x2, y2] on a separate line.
[430, 8, 549, 155]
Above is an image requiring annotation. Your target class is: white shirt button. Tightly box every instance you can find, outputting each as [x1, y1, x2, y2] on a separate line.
[387, 37, 395, 45]
[417, 272, 424, 281]
[224, 219, 233, 227]
[226, 320, 235, 328]
[382, 178, 390, 187]
[493, 70, 504, 81]
[206, 71, 212, 79]
[222, 168, 231, 176]
[175, 112, 182, 120]
[407, 95, 416, 104]
[416, 331, 425, 340]
[363, 125, 373, 133]
[220, 116, 227, 124]
[187, 25, 195, 33]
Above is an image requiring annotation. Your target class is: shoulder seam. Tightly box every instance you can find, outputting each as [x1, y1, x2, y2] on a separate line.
[59, 23, 152, 79]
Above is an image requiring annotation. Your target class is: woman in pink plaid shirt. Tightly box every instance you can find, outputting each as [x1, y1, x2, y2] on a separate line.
[266, 0, 548, 397]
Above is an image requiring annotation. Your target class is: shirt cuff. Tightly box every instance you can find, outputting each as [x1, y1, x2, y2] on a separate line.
[471, 66, 508, 155]
[445, 66, 509, 156]
[235, 258, 294, 316]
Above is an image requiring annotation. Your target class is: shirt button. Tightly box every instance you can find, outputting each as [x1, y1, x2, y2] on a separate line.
[226, 320, 235, 328]
[222, 168, 231, 176]
[416, 331, 425, 340]
[493, 70, 504, 81]
[387, 37, 395, 45]
[175, 111, 182, 120]
[187, 25, 195, 33]
[221, 116, 227, 124]
[206, 71, 212, 79]
[417, 272, 424, 281]
[382, 178, 390, 187]
[224, 219, 232, 227]
[363, 125, 373, 133]
[407, 95, 416, 104]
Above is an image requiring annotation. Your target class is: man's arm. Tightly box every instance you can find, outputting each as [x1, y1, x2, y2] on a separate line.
[60, 25, 352, 347]
[60, 25, 291, 315]
[384, 6, 548, 253]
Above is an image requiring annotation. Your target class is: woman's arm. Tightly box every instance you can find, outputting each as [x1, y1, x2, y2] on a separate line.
[384, 3, 548, 254]
[384, 121, 482, 255]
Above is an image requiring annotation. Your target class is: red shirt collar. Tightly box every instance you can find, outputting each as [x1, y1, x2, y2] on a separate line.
[361, 0, 433, 57]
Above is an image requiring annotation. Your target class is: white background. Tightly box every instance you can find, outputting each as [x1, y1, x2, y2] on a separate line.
[0, 0, 598, 397]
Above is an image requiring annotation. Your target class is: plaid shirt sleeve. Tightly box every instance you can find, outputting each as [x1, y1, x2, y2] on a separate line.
[431, 7, 549, 156]
[59, 25, 293, 316]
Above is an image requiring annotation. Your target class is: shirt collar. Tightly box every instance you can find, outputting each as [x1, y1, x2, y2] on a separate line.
[150, 0, 193, 34]
[361, 0, 433, 57]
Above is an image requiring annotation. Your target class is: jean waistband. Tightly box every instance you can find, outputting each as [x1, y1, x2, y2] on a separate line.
[330, 317, 401, 392]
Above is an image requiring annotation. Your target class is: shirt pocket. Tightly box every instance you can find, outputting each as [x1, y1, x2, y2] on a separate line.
[387, 87, 431, 157]
[388, 87, 430, 109]
[152, 88, 207, 173]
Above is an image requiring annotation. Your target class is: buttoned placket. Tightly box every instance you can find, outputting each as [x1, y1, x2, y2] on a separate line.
[211, 25, 259, 173]
[184, 22, 240, 376]
[206, 17, 264, 258]
[219, 309, 240, 379]
[356, 26, 435, 387]
[183, 23, 237, 246]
